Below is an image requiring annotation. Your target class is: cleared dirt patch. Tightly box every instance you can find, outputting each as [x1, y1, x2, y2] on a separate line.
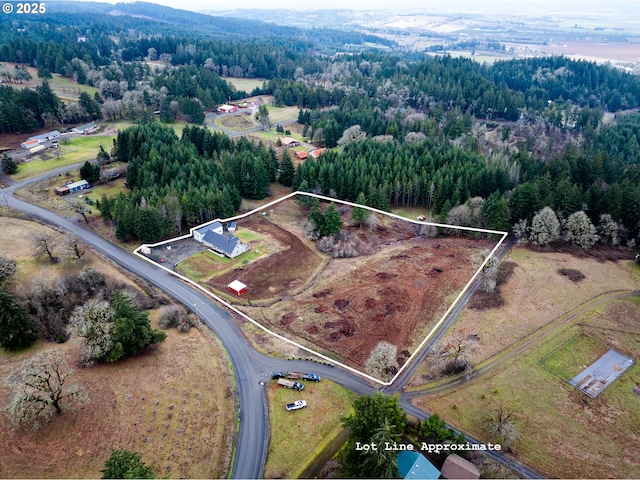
[208, 215, 324, 300]
[227, 200, 496, 378]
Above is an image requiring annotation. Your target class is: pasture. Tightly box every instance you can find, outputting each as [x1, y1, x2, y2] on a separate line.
[414, 298, 640, 478]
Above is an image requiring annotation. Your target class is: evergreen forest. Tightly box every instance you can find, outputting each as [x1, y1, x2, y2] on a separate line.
[1, 2, 640, 245]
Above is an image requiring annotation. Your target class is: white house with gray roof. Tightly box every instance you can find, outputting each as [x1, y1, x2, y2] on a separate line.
[194, 222, 250, 258]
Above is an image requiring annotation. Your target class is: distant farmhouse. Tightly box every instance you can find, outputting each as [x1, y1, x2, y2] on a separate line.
[20, 130, 60, 149]
[193, 221, 250, 259]
[72, 121, 98, 134]
[55, 179, 89, 196]
[217, 104, 238, 114]
[309, 148, 326, 159]
[279, 137, 300, 147]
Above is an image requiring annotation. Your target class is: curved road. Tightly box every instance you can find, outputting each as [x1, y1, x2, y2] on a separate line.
[2, 170, 543, 479]
[1, 171, 375, 479]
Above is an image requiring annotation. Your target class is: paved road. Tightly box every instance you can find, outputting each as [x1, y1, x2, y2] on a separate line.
[2, 171, 542, 479]
[1, 171, 376, 479]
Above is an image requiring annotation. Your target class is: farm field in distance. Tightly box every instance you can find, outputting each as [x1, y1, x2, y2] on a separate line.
[175, 196, 502, 380]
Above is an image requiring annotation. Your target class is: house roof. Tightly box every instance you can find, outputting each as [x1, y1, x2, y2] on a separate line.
[441, 454, 480, 479]
[75, 122, 96, 131]
[228, 280, 246, 292]
[202, 230, 243, 256]
[196, 221, 223, 235]
[397, 451, 440, 480]
[309, 148, 326, 158]
[279, 137, 299, 146]
[67, 180, 89, 189]
[295, 151, 308, 159]
[27, 131, 60, 142]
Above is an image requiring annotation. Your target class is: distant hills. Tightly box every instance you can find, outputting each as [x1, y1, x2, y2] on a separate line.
[43, 1, 394, 49]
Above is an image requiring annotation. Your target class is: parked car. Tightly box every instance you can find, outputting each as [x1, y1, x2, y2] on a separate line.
[303, 373, 321, 382]
[277, 378, 304, 391]
[271, 372, 285, 379]
[285, 400, 307, 411]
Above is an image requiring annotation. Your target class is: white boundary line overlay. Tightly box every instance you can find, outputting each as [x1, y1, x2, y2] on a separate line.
[134, 192, 508, 386]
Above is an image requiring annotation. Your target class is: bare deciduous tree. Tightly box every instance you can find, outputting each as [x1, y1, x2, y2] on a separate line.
[8, 350, 89, 430]
[67, 198, 89, 223]
[512, 218, 528, 242]
[70, 299, 115, 365]
[529, 206, 561, 246]
[564, 210, 599, 249]
[0, 253, 17, 283]
[598, 213, 619, 246]
[337, 125, 367, 146]
[485, 405, 520, 452]
[32, 232, 56, 262]
[434, 334, 480, 378]
[62, 234, 86, 262]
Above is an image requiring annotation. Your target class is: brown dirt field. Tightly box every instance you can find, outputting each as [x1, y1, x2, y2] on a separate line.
[265, 236, 491, 373]
[208, 215, 325, 300]
[533, 41, 640, 63]
[223, 200, 496, 378]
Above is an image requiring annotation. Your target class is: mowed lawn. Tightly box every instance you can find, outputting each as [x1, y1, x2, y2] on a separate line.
[264, 380, 355, 479]
[539, 332, 611, 381]
[414, 299, 640, 479]
[225, 77, 266, 93]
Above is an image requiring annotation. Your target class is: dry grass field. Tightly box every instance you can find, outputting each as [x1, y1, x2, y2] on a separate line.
[410, 246, 640, 376]
[413, 298, 640, 479]
[264, 380, 355, 479]
[0, 216, 235, 478]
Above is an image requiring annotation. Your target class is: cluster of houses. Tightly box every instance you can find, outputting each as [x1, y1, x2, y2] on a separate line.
[278, 136, 325, 161]
[398, 452, 480, 480]
[19, 122, 98, 152]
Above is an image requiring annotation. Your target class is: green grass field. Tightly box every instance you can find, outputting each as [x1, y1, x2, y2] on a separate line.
[12, 135, 115, 181]
[265, 105, 299, 123]
[539, 333, 610, 381]
[0, 62, 98, 101]
[225, 77, 266, 93]
[175, 236, 270, 283]
[264, 380, 355, 479]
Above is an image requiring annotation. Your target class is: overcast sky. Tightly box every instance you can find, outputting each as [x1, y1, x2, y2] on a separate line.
[99, 0, 637, 15]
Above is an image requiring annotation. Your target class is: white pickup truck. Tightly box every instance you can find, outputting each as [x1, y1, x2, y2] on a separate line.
[285, 400, 307, 411]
